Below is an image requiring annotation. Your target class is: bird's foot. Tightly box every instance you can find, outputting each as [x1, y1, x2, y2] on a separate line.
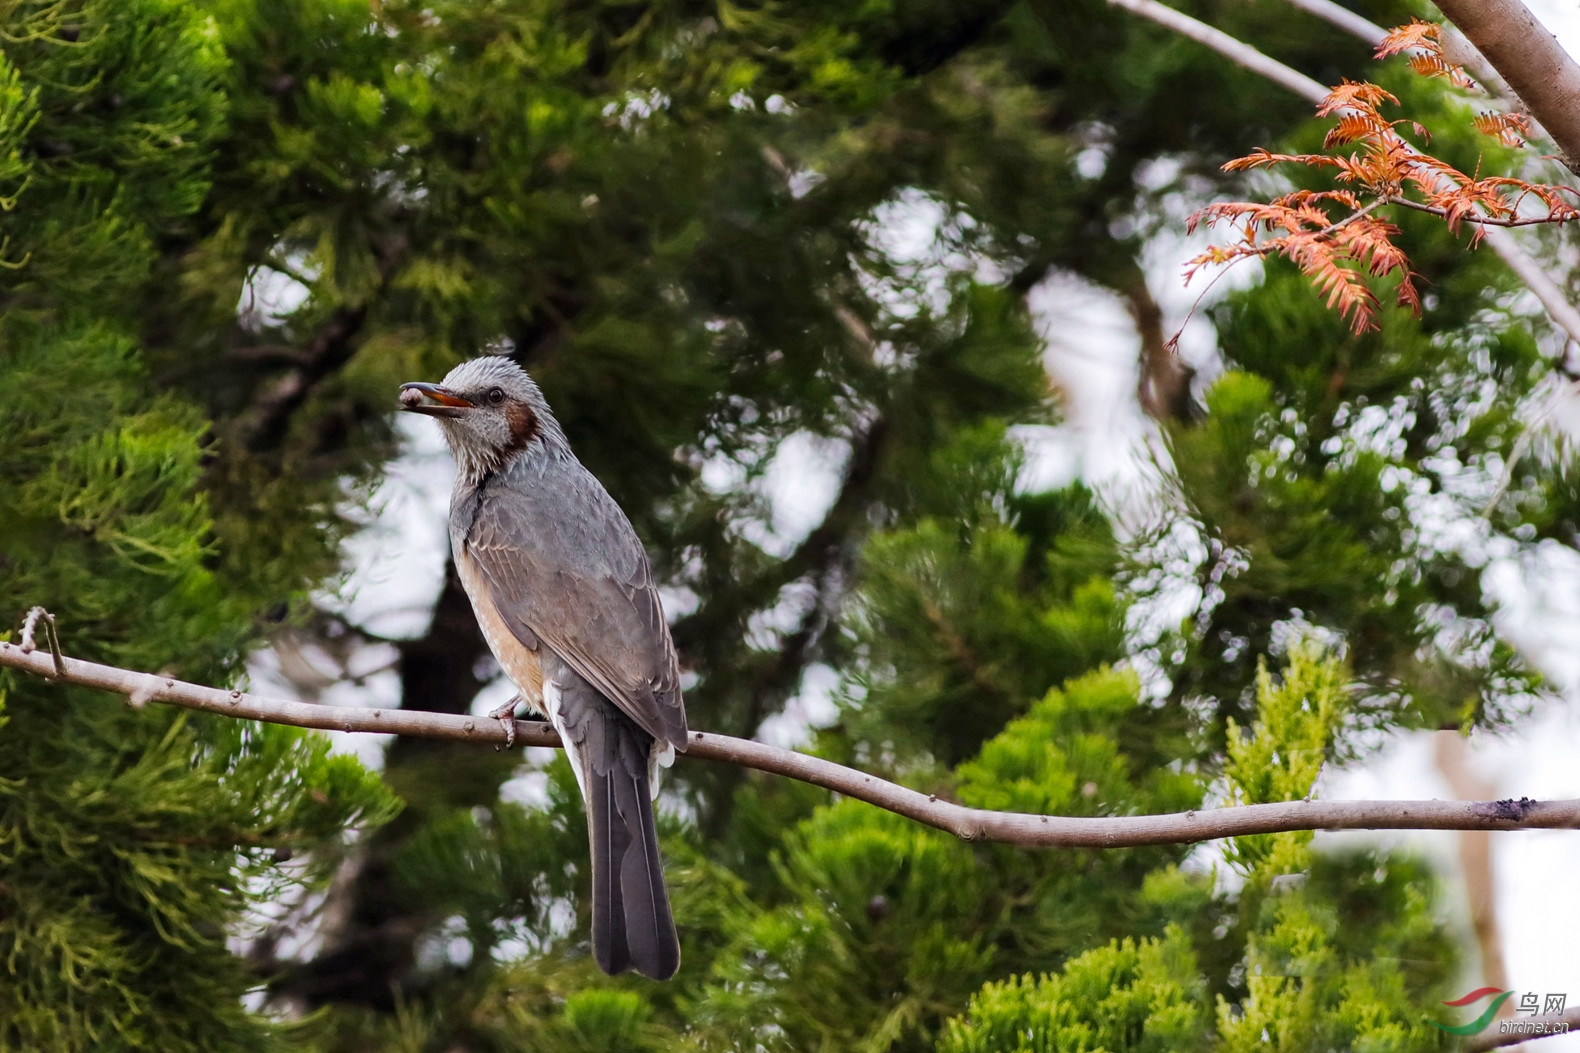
[489, 694, 524, 748]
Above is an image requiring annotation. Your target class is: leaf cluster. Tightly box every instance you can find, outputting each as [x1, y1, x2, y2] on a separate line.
[1186, 21, 1579, 334]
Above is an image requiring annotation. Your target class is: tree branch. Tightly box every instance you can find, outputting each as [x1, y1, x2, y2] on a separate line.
[5, 641, 1578, 850]
[1119, 265, 1195, 422]
[1383, 195, 1579, 228]
[1282, 0, 1522, 102]
[1466, 1008, 1580, 1051]
[1108, 0, 1580, 351]
[1106, 0, 1329, 100]
[1432, 0, 1580, 174]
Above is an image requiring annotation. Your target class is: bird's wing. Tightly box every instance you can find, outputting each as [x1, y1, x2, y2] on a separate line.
[461, 470, 687, 749]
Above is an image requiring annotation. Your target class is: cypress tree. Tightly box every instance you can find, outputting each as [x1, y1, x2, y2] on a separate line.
[0, 4, 394, 1049]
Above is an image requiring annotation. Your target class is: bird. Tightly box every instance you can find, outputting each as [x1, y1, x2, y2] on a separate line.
[398, 355, 687, 980]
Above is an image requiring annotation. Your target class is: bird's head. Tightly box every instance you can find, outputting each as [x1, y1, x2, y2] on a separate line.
[399, 356, 560, 481]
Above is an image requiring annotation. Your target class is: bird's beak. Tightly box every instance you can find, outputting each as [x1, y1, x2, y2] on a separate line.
[399, 382, 474, 418]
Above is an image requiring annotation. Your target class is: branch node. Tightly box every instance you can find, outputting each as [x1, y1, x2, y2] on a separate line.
[125, 680, 158, 709]
[18, 607, 65, 678]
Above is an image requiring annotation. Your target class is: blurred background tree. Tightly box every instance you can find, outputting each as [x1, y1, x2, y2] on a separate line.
[4, 0, 1576, 1049]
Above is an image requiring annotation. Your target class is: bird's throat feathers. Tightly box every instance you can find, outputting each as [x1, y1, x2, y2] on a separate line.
[444, 403, 568, 490]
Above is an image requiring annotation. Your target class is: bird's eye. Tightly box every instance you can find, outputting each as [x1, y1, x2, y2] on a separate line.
[487, 387, 506, 405]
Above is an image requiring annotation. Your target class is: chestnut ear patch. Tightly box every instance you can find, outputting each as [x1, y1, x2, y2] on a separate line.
[504, 399, 541, 453]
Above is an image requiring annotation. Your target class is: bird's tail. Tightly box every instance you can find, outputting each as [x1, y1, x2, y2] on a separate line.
[585, 718, 680, 980]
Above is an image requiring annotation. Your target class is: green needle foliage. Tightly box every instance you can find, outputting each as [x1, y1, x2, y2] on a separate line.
[2, 0, 1569, 1049]
[939, 928, 1209, 1053]
[938, 651, 1453, 1053]
[0, 2, 395, 1050]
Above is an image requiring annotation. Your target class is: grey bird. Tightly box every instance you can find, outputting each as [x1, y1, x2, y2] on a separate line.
[399, 356, 687, 980]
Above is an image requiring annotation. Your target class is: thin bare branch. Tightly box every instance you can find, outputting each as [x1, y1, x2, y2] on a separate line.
[1107, 0, 1327, 102]
[3, 641, 1578, 850]
[1282, 0, 1385, 47]
[1384, 194, 1580, 227]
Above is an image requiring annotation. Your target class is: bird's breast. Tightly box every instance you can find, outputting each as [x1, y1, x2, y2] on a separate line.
[455, 546, 546, 714]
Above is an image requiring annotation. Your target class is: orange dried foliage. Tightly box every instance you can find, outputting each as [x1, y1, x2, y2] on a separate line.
[1183, 23, 1579, 334]
[1378, 20, 1478, 90]
[1372, 19, 1438, 59]
[1473, 111, 1533, 148]
[1186, 192, 1413, 333]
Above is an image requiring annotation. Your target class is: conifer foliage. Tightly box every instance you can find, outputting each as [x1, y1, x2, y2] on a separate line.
[0, 3, 394, 1050]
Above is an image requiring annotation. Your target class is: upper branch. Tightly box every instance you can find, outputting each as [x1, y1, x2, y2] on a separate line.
[3, 642, 1577, 850]
[1432, 0, 1580, 173]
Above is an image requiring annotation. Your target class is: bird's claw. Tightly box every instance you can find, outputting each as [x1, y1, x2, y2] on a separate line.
[489, 694, 523, 749]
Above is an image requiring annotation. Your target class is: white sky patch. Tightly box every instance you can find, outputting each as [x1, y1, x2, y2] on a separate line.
[1142, 221, 1257, 386]
[326, 414, 455, 641]
[756, 662, 841, 748]
[498, 758, 556, 811]
[867, 189, 950, 262]
[657, 581, 702, 620]
[1485, 540, 1580, 691]
[244, 415, 454, 769]
[237, 257, 317, 331]
[697, 428, 849, 559]
[744, 578, 819, 653]
[1028, 270, 1151, 492]
[1023, 270, 1182, 536]
[1528, 0, 1580, 61]
[758, 431, 848, 550]
[860, 188, 1006, 321]
[697, 443, 751, 495]
[469, 670, 518, 722]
